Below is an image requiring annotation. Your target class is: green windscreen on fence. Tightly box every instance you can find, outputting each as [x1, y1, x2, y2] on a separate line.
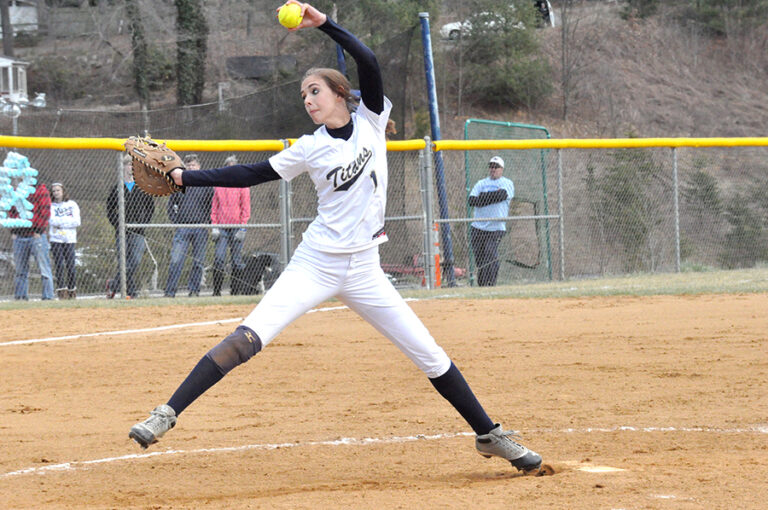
[464, 119, 552, 285]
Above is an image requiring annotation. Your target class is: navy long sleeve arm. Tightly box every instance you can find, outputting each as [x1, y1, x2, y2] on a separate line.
[318, 18, 384, 115]
[468, 189, 508, 207]
[182, 161, 281, 188]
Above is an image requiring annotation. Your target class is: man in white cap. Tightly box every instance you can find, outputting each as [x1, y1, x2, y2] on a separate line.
[468, 156, 514, 286]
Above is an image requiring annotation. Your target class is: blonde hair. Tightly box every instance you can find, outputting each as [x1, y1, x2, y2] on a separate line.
[303, 67, 359, 112]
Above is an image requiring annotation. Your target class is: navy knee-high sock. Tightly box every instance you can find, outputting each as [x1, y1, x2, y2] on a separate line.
[167, 355, 224, 416]
[429, 362, 495, 435]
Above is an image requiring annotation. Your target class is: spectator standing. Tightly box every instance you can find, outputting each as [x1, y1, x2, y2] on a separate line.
[106, 154, 155, 299]
[49, 182, 81, 299]
[164, 154, 214, 297]
[468, 156, 515, 287]
[10, 182, 55, 300]
[210, 155, 251, 296]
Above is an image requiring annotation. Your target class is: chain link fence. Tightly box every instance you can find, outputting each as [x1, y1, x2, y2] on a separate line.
[432, 141, 768, 287]
[2, 138, 768, 300]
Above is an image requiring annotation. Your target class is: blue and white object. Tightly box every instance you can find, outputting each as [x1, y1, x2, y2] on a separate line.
[0, 151, 38, 228]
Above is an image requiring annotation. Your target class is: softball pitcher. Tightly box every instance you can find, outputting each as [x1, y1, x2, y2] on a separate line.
[129, 0, 542, 474]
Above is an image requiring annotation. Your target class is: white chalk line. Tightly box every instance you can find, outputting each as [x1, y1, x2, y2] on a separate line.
[552, 424, 768, 434]
[0, 303, 355, 347]
[2, 431, 473, 478]
[3, 424, 766, 479]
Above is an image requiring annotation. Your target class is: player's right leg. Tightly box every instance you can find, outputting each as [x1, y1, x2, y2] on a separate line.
[129, 324, 262, 449]
[129, 243, 341, 449]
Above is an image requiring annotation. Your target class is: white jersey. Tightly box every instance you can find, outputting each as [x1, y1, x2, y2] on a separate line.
[49, 200, 81, 244]
[470, 176, 515, 232]
[269, 97, 392, 254]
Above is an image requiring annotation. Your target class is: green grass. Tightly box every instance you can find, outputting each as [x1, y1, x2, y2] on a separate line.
[399, 267, 768, 300]
[2, 267, 767, 311]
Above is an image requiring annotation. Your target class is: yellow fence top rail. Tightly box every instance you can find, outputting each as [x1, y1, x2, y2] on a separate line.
[2, 136, 768, 152]
[0, 136, 287, 152]
[433, 137, 768, 151]
[0, 136, 428, 152]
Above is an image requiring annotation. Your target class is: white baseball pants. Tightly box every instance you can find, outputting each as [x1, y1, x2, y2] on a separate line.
[241, 242, 452, 378]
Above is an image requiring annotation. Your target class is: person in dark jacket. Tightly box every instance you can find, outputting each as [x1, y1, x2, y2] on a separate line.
[10, 183, 54, 300]
[106, 154, 155, 299]
[164, 154, 214, 297]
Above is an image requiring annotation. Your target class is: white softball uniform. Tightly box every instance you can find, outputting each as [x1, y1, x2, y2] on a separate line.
[49, 200, 81, 244]
[241, 97, 451, 378]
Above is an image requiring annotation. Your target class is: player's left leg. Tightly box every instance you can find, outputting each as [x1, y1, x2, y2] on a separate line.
[338, 247, 541, 472]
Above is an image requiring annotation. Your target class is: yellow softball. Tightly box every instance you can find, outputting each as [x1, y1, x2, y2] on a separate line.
[278, 3, 303, 29]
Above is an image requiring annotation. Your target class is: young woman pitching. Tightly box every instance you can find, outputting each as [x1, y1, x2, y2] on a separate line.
[129, 0, 542, 474]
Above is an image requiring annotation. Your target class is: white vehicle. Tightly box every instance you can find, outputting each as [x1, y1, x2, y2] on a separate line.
[440, 12, 503, 41]
[439, 1, 554, 40]
[440, 19, 471, 41]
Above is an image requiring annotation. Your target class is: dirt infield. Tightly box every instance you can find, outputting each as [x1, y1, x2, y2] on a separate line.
[1, 294, 766, 509]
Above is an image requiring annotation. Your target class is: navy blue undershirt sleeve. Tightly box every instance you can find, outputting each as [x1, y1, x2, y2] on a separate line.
[318, 18, 384, 115]
[468, 190, 508, 207]
[182, 161, 281, 188]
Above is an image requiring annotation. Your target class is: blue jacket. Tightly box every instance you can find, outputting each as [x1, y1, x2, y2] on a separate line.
[167, 186, 214, 224]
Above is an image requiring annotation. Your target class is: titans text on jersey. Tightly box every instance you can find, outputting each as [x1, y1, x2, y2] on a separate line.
[326, 147, 372, 191]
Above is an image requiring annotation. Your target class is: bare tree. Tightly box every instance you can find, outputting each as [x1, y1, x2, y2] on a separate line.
[559, 0, 603, 122]
[1, 0, 14, 57]
[559, 0, 580, 121]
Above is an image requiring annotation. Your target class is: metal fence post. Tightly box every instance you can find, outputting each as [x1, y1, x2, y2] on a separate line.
[421, 137, 436, 289]
[279, 139, 292, 268]
[672, 147, 681, 272]
[116, 152, 127, 298]
[419, 12, 455, 286]
[557, 149, 565, 280]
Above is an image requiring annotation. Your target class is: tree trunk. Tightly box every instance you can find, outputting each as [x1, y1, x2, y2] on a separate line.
[560, 2, 570, 121]
[126, 0, 149, 108]
[175, 0, 208, 106]
[1, 0, 14, 58]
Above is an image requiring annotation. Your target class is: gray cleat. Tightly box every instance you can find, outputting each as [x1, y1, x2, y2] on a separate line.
[129, 404, 177, 449]
[475, 424, 542, 473]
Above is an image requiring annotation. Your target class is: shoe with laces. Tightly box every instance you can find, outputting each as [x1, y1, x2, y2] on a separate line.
[475, 424, 542, 473]
[129, 404, 177, 449]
